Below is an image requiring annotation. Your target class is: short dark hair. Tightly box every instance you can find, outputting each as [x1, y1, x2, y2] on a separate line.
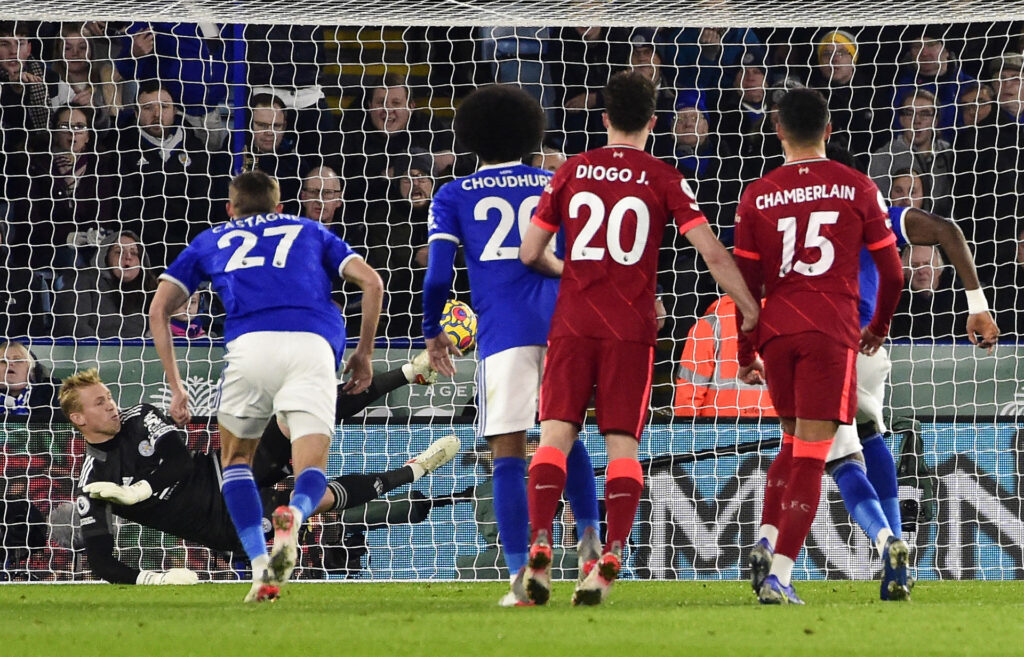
[454, 85, 544, 163]
[824, 143, 860, 171]
[250, 93, 285, 111]
[136, 79, 174, 103]
[776, 88, 829, 145]
[0, 21, 30, 38]
[230, 171, 281, 216]
[603, 71, 657, 133]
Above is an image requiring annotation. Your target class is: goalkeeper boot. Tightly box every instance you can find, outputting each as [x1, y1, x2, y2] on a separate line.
[243, 568, 280, 603]
[405, 350, 439, 385]
[498, 566, 534, 607]
[572, 542, 622, 606]
[748, 537, 773, 594]
[524, 530, 553, 605]
[758, 574, 805, 605]
[268, 506, 301, 587]
[406, 435, 461, 477]
[576, 525, 602, 582]
[880, 536, 911, 601]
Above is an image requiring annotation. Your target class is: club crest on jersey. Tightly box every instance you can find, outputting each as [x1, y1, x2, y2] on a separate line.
[138, 440, 155, 457]
[76, 495, 90, 515]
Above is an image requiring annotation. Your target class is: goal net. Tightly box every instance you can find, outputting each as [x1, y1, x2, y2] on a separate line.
[2, 1, 1024, 584]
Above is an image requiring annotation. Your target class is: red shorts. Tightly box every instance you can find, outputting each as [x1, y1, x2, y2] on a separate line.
[539, 337, 655, 440]
[760, 332, 857, 424]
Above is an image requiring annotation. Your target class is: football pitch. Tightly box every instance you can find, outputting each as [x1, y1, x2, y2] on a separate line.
[3, 581, 1021, 656]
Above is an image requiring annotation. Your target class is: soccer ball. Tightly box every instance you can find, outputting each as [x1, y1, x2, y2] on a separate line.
[441, 299, 477, 352]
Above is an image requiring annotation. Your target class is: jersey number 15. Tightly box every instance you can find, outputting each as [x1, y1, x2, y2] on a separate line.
[777, 211, 838, 277]
[217, 225, 303, 272]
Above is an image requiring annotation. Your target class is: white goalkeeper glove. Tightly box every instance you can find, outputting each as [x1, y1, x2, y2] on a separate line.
[136, 568, 199, 586]
[83, 480, 153, 506]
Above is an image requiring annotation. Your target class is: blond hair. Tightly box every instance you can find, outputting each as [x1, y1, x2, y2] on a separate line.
[59, 368, 103, 421]
[0, 340, 34, 370]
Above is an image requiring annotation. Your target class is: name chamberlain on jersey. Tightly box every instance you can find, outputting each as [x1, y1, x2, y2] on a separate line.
[753, 184, 858, 210]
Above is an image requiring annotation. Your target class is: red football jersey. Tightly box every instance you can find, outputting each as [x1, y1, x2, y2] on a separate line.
[734, 157, 895, 350]
[532, 144, 707, 345]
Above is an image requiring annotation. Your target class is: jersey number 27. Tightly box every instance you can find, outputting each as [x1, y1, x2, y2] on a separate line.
[217, 225, 303, 272]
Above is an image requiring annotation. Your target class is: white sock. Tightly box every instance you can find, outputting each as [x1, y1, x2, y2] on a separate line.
[252, 554, 270, 578]
[769, 554, 795, 586]
[289, 504, 305, 526]
[758, 524, 778, 551]
[401, 362, 416, 383]
[874, 528, 894, 558]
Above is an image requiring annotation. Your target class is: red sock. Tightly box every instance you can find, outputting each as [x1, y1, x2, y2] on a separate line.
[604, 458, 644, 551]
[528, 446, 567, 543]
[774, 437, 832, 560]
[761, 434, 794, 529]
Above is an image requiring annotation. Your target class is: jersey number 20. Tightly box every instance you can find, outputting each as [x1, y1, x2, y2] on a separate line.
[474, 195, 541, 261]
[569, 192, 650, 266]
[217, 225, 303, 272]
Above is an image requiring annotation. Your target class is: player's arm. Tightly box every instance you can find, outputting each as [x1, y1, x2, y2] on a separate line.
[684, 223, 759, 332]
[341, 257, 384, 394]
[422, 238, 461, 376]
[519, 223, 563, 277]
[902, 207, 999, 351]
[150, 279, 192, 425]
[862, 240, 904, 355]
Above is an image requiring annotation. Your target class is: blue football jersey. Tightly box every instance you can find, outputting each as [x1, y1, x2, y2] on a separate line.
[161, 213, 360, 364]
[427, 163, 558, 359]
[858, 205, 909, 327]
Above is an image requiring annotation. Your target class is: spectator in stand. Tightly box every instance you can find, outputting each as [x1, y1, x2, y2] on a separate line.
[889, 169, 927, 210]
[653, 92, 739, 242]
[893, 34, 974, 139]
[952, 81, 1001, 260]
[628, 28, 677, 136]
[53, 230, 156, 339]
[661, 27, 765, 119]
[806, 29, 887, 166]
[364, 150, 437, 339]
[0, 340, 63, 422]
[168, 291, 206, 339]
[247, 93, 308, 215]
[334, 73, 456, 216]
[47, 23, 122, 133]
[111, 22, 227, 148]
[241, 24, 335, 158]
[300, 165, 363, 248]
[993, 226, 1024, 339]
[115, 79, 231, 266]
[527, 143, 567, 173]
[869, 89, 955, 217]
[0, 21, 50, 155]
[673, 295, 775, 418]
[10, 106, 117, 271]
[477, 27, 554, 128]
[890, 244, 962, 340]
[545, 26, 633, 154]
[718, 53, 783, 185]
[990, 54, 1024, 248]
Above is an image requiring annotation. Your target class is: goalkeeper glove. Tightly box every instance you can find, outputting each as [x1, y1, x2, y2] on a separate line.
[83, 480, 154, 506]
[136, 568, 199, 586]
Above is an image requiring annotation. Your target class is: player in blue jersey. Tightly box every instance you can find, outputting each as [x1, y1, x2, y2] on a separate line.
[150, 171, 385, 603]
[748, 147, 1000, 601]
[422, 85, 601, 606]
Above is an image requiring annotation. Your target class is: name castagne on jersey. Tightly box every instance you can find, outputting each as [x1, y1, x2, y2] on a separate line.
[754, 183, 858, 210]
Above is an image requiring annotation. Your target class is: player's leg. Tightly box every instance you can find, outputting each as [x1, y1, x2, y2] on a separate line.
[855, 347, 903, 538]
[335, 357, 436, 421]
[750, 418, 794, 593]
[216, 333, 282, 602]
[525, 337, 595, 604]
[572, 340, 653, 606]
[564, 439, 601, 578]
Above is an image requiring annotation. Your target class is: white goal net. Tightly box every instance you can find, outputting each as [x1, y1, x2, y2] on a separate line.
[2, 1, 1024, 584]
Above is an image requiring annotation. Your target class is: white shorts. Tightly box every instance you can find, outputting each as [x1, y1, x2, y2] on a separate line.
[217, 331, 338, 440]
[476, 345, 545, 438]
[826, 346, 891, 463]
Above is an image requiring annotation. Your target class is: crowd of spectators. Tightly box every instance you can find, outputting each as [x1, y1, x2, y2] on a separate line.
[0, 19, 1023, 348]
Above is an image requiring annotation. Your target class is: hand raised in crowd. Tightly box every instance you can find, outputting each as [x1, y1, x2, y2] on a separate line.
[131, 30, 155, 58]
[71, 86, 95, 106]
[966, 311, 999, 353]
[53, 153, 74, 175]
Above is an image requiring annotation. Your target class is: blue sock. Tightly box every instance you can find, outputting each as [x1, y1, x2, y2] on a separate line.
[492, 457, 529, 574]
[832, 460, 890, 544]
[862, 433, 902, 538]
[291, 467, 327, 522]
[564, 440, 599, 538]
[221, 465, 268, 562]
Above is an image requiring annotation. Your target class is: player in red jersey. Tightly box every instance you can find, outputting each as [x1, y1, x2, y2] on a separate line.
[732, 88, 904, 604]
[518, 72, 761, 606]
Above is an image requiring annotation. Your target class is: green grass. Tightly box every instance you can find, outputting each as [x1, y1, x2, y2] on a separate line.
[3, 581, 1022, 657]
